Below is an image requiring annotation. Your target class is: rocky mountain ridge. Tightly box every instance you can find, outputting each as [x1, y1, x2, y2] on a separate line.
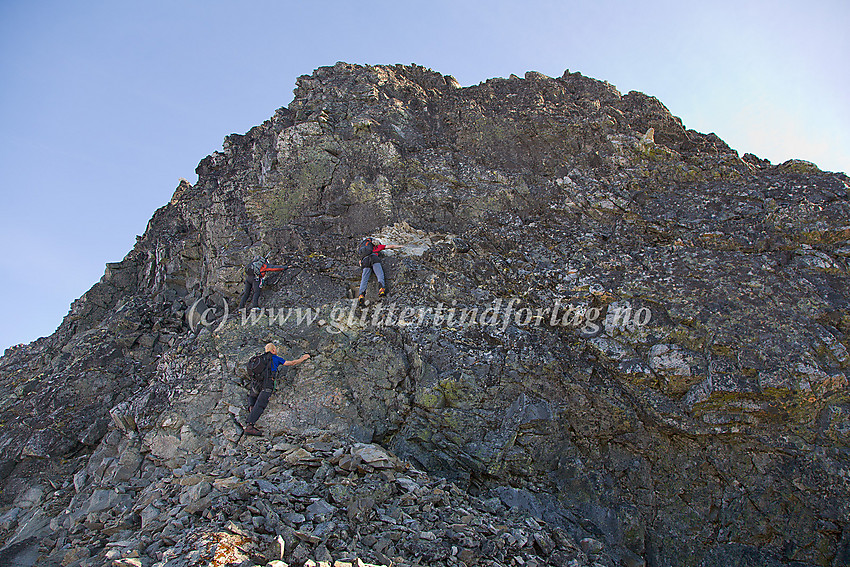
[1, 62, 848, 567]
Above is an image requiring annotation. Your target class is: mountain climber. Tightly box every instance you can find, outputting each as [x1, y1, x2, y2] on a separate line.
[238, 257, 288, 312]
[357, 237, 404, 306]
[243, 343, 310, 436]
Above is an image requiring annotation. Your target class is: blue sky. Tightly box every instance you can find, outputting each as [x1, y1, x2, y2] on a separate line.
[1, 0, 848, 351]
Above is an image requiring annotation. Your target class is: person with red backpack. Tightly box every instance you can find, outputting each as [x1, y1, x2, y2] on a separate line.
[243, 343, 310, 436]
[357, 237, 403, 306]
[238, 257, 288, 312]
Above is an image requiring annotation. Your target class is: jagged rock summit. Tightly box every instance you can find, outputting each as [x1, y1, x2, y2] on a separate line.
[1, 62, 848, 567]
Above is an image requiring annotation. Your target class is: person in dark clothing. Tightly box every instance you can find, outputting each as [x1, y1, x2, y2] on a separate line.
[357, 238, 403, 306]
[238, 257, 288, 311]
[244, 343, 310, 436]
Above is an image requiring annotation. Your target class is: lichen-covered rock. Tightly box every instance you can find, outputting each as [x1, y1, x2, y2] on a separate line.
[1, 62, 848, 567]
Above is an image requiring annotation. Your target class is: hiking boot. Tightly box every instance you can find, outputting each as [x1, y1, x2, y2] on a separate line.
[243, 425, 263, 436]
[378, 287, 386, 297]
[358, 294, 366, 307]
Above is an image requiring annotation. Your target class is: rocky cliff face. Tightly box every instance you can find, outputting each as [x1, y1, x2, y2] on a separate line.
[1, 62, 849, 567]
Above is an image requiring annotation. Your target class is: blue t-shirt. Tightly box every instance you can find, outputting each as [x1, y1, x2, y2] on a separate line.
[270, 354, 287, 372]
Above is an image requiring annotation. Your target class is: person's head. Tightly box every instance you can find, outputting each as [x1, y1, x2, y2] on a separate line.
[264, 343, 278, 355]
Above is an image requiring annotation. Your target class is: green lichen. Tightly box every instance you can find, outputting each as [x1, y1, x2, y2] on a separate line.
[265, 182, 311, 227]
[415, 389, 446, 409]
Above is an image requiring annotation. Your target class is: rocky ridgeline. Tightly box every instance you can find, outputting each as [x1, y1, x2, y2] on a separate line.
[1, 62, 849, 566]
[2, 429, 618, 567]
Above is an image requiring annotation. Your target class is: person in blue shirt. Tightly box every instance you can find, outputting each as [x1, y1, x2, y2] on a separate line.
[244, 343, 310, 436]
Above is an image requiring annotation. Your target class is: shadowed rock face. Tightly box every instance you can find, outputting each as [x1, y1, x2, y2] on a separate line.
[1, 62, 848, 566]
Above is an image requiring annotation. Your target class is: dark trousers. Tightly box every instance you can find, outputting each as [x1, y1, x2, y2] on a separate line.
[247, 389, 272, 425]
[239, 276, 262, 309]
